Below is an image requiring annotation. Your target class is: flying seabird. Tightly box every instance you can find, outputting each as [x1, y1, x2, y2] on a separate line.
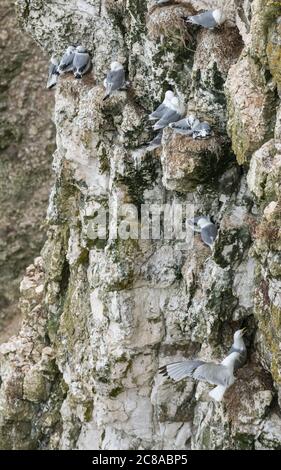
[103, 62, 126, 100]
[182, 9, 226, 29]
[159, 328, 247, 402]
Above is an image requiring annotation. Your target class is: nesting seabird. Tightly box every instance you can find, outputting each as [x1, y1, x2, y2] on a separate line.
[73, 46, 92, 79]
[183, 9, 226, 29]
[159, 328, 247, 402]
[46, 56, 59, 89]
[187, 216, 217, 249]
[169, 114, 200, 135]
[192, 121, 212, 139]
[103, 62, 126, 100]
[149, 90, 175, 121]
[58, 46, 76, 74]
[153, 96, 185, 131]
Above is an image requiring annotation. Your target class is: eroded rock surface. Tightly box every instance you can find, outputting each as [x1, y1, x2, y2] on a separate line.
[0, 0, 281, 450]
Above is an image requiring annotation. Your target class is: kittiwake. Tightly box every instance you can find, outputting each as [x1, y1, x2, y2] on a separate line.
[182, 9, 226, 29]
[169, 114, 200, 135]
[103, 62, 126, 101]
[46, 56, 59, 89]
[58, 46, 75, 74]
[73, 46, 92, 79]
[159, 328, 247, 402]
[187, 215, 217, 249]
[149, 90, 175, 121]
[153, 96, 185, 131]
[192, 121, 212, 139]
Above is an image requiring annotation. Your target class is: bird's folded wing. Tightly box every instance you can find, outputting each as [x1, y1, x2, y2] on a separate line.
[159, 360, 205, 382]
[154, 110, 182, 129]
[193, 363, 232, 386]
[149, 103, 167, 120]
[189, 12, 217, 28]
[73, 53, 90, 70]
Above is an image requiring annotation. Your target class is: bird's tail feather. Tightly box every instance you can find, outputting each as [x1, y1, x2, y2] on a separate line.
[209, 385, 226, 402]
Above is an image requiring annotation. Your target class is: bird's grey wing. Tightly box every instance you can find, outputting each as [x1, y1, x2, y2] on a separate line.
[154, 110, 182, 130]
[73, 52, 90, 72]
[149, 103, 167, 120]
[147, 131, 163, 148]
[201, 224, 217, 247]
[159, 360, 205, 382]
[106, 69, 125, 94]
[47, 63, 58, 89]
[193, 363, 232, 386]
[189, 11, 217, 28]
[59, 51, 74, 71]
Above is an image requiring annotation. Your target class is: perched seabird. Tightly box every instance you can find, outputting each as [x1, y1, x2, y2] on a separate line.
[183, 9, 226, 29]
[192, 121, 212, 139]
[46, 56, 59, 89]
[149, 90, 175, 121]
[73, 46, 92, 79]
[187, 216, 217, 249]
[169, 114, 200, 135]
[153, 96, 185, 131]
[58, 46, 76, 74]
[159, 328, 247, 402]
[103, 62, 126, 100]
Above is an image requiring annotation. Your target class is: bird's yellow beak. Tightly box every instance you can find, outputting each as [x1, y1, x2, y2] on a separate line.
[241, 327, 247, 336]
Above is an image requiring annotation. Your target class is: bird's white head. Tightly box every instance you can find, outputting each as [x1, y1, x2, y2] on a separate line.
[67, 46, 76, 53]
[76, 46, 87, 53]
[165, 90, 174, 100]
[111, 61, 123, 71]
[51, 56, 59, 65]
[197, 216, 211, 229]
[213, 9, 226, 25]
[234, 328, 246, 341]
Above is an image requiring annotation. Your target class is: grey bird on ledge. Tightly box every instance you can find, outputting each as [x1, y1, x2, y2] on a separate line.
[159, 328, 247, 402]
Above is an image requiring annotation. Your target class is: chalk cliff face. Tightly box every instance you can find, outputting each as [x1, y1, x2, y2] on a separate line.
[0, 0, 281, 450]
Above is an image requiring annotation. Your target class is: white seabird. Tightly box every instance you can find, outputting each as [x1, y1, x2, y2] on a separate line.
[192, 121, 212, 139]
[153, 96, 185, 131]
[169, 114, 200, 135]
[103, 62, 126, 100]
[73, 46, 92, 79]
[46, 56, 59, 89]
[187, 215, 217, 249]
[183, 9, 226, 29]
[159, 328, 247, 402]
[58, 46, 76, 74]
[149, 90, 175, 121]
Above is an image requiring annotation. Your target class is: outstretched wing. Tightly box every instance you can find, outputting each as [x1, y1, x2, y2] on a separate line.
[159, 360, 205, 382]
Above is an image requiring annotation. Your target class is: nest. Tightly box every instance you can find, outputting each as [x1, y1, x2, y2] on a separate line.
[147, 5, 196, 45]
